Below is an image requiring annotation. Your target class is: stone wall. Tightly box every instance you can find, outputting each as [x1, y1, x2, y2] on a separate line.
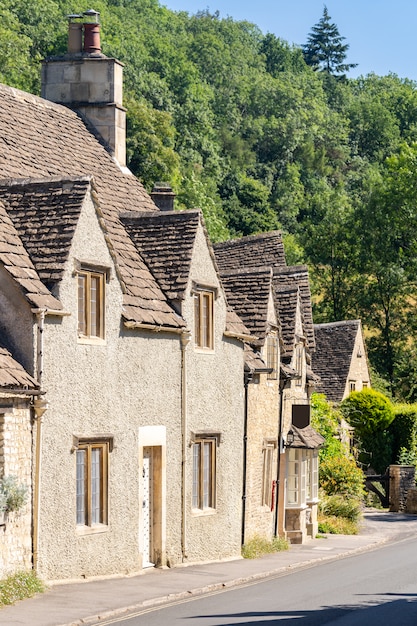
[0, 399, 33, 576]
[389, 465, 416, 512]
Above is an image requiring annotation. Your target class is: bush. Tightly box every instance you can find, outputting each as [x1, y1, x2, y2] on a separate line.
[319, 493, 362, 522]
[0, 476, 28, 513]
[318, 516, 358, 535]
[389, 404, 417, 464]
[341, 388, 395, 436]
[0, 571, 45, 607]
[311, 393, 346, 462]
[320, 454, 365, 498]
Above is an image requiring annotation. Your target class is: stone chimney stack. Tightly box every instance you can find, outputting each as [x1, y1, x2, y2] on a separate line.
[41, 10, 126, 167]
[151, 183, 176, 212]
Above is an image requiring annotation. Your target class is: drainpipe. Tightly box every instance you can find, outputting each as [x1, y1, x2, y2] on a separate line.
[274, 378, 286, 537]
[180, 330, 191, 561]
[241, 371, 252, 546]
[31, 309, 48, 573]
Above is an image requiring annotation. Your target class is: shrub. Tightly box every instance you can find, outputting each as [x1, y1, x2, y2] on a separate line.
[341, 388, 395, 436]
[319, 493, 362, 522]
[389, 404, 417, 464]
[311, 393, 346, 462]
[320, 454, 365, 498]
[318, 516, 358, 535]
[0, 571, 45, 607]
[0, 476, 28, 513]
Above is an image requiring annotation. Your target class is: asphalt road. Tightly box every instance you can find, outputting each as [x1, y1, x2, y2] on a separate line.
[97, 536, 417, 625]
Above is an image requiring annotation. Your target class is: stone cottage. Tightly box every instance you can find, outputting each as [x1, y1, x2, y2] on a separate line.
[0, 16, 247, 580]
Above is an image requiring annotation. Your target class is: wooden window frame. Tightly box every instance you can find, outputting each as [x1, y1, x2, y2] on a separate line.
[75, 439, 110, 528]
[349, 380, 356, 392]
[286, 448, 307, 508]
[192, 436, 217, 511]
[261, 440, 276, 507]
[193, 288, 214, 351]
[77, 269, 105, 340]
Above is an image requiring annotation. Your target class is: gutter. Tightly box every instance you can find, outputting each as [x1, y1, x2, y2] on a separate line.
[123, 321, 185, 334]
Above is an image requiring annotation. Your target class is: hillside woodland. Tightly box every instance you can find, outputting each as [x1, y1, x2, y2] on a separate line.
[3, 0, 417, 399]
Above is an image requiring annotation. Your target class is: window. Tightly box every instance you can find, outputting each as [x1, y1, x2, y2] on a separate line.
[78, 269, 105, 339]
[266, 333, 278, 380]
[295, 344, 303, 387]
[194, 289, 214, 350]
[362, 381, 369, 389]
[76, 440, 109, 527]
[306, 451, 318, 502]
[349, 380, 356, 392]
[262, 441, 276, 508]
[286, 448, 306, 507]
[192, 437, 216, 510]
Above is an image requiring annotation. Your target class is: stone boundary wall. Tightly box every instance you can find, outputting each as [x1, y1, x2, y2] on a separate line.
[389, 465, 416, 513]
[0, 400, 33, 576]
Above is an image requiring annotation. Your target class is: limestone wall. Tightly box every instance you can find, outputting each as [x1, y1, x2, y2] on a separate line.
[0, 400, 32, 576]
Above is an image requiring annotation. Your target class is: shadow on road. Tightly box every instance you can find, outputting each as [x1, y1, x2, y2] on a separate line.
[189, 594, 417, 625]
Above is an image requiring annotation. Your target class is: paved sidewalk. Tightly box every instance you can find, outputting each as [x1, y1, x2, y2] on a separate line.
[2, 510, 417, 626]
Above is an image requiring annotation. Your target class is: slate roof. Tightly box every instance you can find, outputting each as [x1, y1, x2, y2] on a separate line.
[244, 344, 269, 373]
[0, 176, 91, 291]
[289, 424, 324, 449]
[219, 267, 276, 346]
[0, 84, 182, 329]
[312, 320, 361, 403]
[214, 231, 286, 272]
[121, 210, 200, 302]
[274, 266, 315, 351]
[0, 198, 62, 311]
[275, 287, 300, 358]
[122, 209, 252, 340]
[0, 345, 38, 390]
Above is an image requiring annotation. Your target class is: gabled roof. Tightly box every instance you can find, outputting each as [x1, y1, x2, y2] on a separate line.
[121, 210, 200, 302]
[0, 84, 182, 329]
[275, 286, 301, 358]
[219, 266, 276, 346]
[214, 231, 286, 272]
[0, 176, 90, 290]
[0, 198, 62, 311]
[122, 209, 252, 340]
[312, 320, 362, 403]
[274, 266, 315, 351]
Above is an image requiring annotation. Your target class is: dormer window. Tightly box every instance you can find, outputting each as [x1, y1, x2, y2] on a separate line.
[77, 266, 107, 340]
[295, 343, 304, 387]
[193, 288, 214, 350]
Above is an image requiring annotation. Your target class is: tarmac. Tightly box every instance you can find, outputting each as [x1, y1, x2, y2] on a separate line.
[2, 509, 417, 626]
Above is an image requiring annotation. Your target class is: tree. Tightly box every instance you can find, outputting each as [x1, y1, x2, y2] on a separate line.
[303, 6, 357, 77]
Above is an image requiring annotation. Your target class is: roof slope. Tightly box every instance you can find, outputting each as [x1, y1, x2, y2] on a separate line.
[312, 320, 361, 403]
[0, 177, 90, 290]
[275, 287, 300, 357]
[0, 198, 62, 310]
[122, 210, 200, 302]
[214, 231, 286, 272]
[0, 346, 38, 390]
[0, 84, 182, 329]
[274, 266, 315, 351]
[220, 267, 275, 346]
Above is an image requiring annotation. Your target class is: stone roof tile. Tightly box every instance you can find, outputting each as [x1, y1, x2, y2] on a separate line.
[214, 231, 286, 272]
[0, 346, 38, 389]
[274, 266, 315, 351]
[0, 84, 182, 329]
[312, 320, 361, 403]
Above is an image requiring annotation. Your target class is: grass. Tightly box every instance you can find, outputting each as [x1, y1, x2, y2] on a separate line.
[318, 513, 359, 535]
[0, 570, 45, 608]
[242, 534, 288, 559]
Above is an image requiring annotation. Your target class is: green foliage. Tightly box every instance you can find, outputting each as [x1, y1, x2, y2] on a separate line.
[242, 534, 288, 559]
[0, 476, 28, 513]
[319, 492, 362, 522]
[340, 389, 395, 436]
[318, 515, 358, 535]
[0, 570, 45, 607]
[311, 393, 346, 462]
[388, 404, 417, 464]
[319, 454, 365, 498]
[302, 6, 357, 77]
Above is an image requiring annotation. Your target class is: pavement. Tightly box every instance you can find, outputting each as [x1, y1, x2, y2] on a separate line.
[2, 510, 417, 626]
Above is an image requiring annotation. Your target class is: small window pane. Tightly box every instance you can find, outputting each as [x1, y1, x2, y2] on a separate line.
[76, 450, 87, 526]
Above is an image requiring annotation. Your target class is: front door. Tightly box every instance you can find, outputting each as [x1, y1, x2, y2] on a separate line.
[142, 447, 154, 567]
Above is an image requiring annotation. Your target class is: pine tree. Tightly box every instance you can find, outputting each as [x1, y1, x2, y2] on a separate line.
[302, 6, 357, 77]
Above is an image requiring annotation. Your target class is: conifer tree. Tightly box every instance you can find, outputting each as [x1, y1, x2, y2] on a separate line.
[302, 6, 357, 77]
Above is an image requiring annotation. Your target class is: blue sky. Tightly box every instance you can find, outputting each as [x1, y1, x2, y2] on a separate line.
[162, 0, 417, 81]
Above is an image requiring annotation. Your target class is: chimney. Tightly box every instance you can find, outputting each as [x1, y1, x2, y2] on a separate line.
[151, 183, 176, 212]
[41, 10, 126, 167]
